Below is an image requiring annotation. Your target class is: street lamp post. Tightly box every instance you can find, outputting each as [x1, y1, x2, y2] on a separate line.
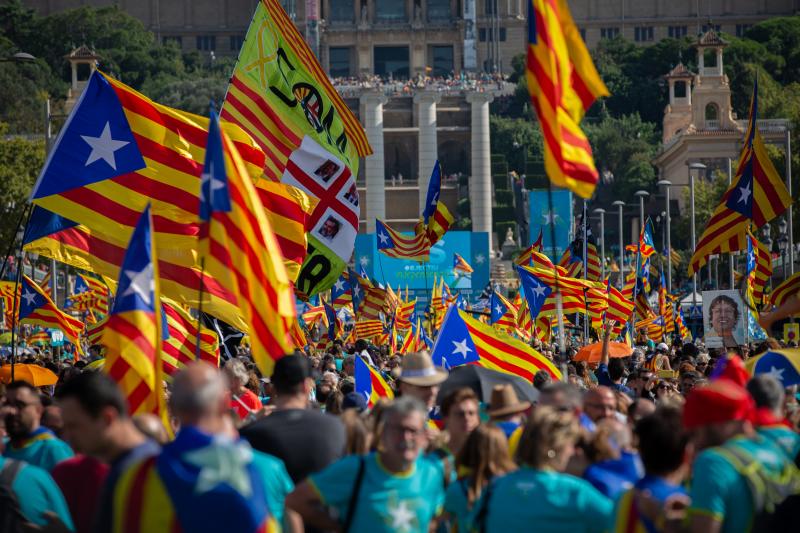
[779, 218, 789, 281]
[612, 200, 625, 289]
[657, 180, 672, 294]
[688, 162, 706, 312]
[786, 129, 794, 276]
[593, 208, 606, 280]
[634, 192, 649, 249]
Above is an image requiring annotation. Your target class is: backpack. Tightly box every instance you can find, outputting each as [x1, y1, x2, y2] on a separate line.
[716, 441, 800, 533]
[0, 459, 27, 533]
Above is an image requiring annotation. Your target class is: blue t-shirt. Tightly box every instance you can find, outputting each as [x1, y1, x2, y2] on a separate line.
[468, 468, 613, 532]
[4, 427, 74, 472]
[252, 450, 294, 525]
[689, 435, 791, 533]
[613, 475, 687, 533]
[583, 451, 644, 500]
[0, 456, 75, 530]
[596, 363, 635, 397]
[309, 452, 445, 533]
[444, 478, 471, 533]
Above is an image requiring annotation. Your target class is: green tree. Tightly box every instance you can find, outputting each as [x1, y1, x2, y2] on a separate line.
[489, 115, 544, 174]
[0, 124, 44, 248]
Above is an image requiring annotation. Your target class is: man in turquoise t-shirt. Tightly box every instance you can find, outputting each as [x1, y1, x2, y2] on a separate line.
[0, 455, 75, 530]
[747, 375, 800, 461]
[683, 380, 800, 533]
[4, 381, 73, 472]
[288, 396, 445, 532]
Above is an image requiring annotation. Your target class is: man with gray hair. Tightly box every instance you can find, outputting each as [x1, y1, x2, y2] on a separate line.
[747, 374, 800, 461]
[287, 396, 446, 532]
[223, 358, 263, 422]
[110, 363, 294, 532]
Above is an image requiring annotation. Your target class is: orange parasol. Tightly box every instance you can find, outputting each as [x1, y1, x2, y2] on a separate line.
[0, 364, 59, 387]
[573, 342, 632, 363]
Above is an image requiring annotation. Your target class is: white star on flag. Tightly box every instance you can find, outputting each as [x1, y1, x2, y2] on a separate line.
[531, 284, 548, 298]
[199, 171, 227, 205]
[378, 231, 390, 245]
[21, 289, 38, 307]
[81, 122, 130, 170]
[766, 366, 785, 382]
[494, 304, 503, 315]
[738, 180, 752, 204]
[333, 279, 345, 292]
[452, 339, 472, 359]
[122, 263, 154, 307]
[183, 436, 254, 497]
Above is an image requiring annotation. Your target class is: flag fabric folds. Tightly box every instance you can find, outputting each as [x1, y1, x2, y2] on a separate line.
[221, 0, 370, 297]
[689, 79, 792, 275]
[453, 253, 474, 275]
[355, 355, 394, 408]
[16, 275, 84, 356]
[745, 348, 800, 387]
[102, 206, 165, 417]
[416, 160, 455, 246]
[375, 219, 430, 261]
[770, 272, 800, 308]
[525, 0, 609, 198]
[517, 266, 553, 320]
[432, 306, 562, 381]
[161, 297, 220, 377]
[746, 232, 772, 305]
[198, 108, 296, 378]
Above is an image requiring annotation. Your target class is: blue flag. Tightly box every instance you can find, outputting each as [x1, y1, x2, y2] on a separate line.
[422, 160, 442, 225]
[517, 266, 552, 319]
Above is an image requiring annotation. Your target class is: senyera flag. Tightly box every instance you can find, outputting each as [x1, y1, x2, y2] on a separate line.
[16, 275, 84, 357]
[221, 0, 371, 298]
[355, 355, 394, 408]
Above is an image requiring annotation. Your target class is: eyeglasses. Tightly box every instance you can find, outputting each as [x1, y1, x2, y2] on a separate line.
[5, 400, 35, 410]
[385, 423, 424, 438]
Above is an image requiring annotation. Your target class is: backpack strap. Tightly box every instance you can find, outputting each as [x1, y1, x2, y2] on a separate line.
[342, 456, 366, 533]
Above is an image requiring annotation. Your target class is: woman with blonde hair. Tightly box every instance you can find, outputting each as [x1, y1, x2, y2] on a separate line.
[444, 424, 516, 532]
[468, 407, 613, 532]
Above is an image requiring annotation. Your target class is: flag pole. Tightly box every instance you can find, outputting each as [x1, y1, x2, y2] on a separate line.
[546, 183, 566, 379]
[195, 256, 206, 359]
[582, 200, 589, 342]
[9, 204, 34, 383]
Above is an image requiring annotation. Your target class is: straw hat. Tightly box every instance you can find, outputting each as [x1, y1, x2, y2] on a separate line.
[398, 351, 448, 386]
[487, 384, 531, 418]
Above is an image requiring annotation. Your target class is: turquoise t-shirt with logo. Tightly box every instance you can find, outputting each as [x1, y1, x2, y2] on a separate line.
[689, 435, 792, 533]
[3, 427, 74, 472]
[309, 452, 445, 533]
[468, 468, 613, 532]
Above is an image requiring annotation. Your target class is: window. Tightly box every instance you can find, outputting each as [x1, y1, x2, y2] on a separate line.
[162, 35, 182, 47]
[375, 0, 405, 21]
[427, 0, 451, 21]
[479, 28, 505, 42]
[374, 46, 409, 78]
[705, 103, 718, 121]
[329, 0, 354, 22]
[485, 0, 497, 15]
[196, 35, 216, 51]
[600, 27, 619, 40]
[702, 24, 721, 33]
[634, 26, 654, 42]
[431, 45, 454, 77]
[674, 80, 687, 98]
[736, 24, 752, 37]
[479, 28, 487, 41]
[229, 35, 245, 51]
[280, 0, 296, 18]
[668, 25, 687, 38]
[329, 47, 351, 77]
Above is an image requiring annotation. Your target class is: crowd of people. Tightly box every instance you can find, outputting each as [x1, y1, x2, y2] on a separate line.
[330, 72, 513, 98]
[1, 325, 800, 532]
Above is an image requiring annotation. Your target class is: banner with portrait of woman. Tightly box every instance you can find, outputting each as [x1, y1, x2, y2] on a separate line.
[703, 290, 745, 349]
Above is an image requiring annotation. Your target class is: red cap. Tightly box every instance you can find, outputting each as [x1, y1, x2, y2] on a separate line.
[683, 380, 755, 429]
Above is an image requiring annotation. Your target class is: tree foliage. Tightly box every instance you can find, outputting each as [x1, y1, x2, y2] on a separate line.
[0, 124, 44, 247]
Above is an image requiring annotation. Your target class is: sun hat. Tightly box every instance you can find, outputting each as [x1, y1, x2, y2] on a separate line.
[397, 351, 448, 386]
[487, 384, 531, 418]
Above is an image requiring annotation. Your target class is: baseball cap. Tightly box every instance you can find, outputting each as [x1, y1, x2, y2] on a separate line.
[342, 392, 368, 412]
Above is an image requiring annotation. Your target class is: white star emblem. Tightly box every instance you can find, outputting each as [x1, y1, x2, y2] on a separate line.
[199, 171, 227, 205]
[766, 366, 785, 382]
[451, 338, 472, 359]
[353, 285, 361, 298]
[81, 122, 130, 170]
[378, 231, 390, 245]
[531, 284, 548, 299]
[542, 211, 560, 226]
[359, 256, 369, 266]
[738, 180, 752, 204]
[183, 436, 253, 496]
[388, 500, 416, 532]
[22, 289, 38, 307]
[475, 254, 486, 265]
[122, 263, 154, 307]
[430, 192, 439, 207]
[333, 279, 345, 292]
[494, 304, 503, 315]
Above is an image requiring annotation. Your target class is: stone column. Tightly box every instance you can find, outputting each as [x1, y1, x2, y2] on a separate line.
[414, 91, 441, 212]
[361, 91, 388, 233]
[467, 91, 494, 252]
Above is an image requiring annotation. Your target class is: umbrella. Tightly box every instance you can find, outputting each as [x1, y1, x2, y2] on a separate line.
[0, 364, 58, 386]
[436, 365, 539, 405]
[573, 342, 632, 363]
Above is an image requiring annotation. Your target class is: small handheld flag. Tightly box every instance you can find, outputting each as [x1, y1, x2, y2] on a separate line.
[453, 253, 474, 275]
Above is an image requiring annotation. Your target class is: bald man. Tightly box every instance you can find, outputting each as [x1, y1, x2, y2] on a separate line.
[110, 363, 295, 532]
[583, 386, 618, 424]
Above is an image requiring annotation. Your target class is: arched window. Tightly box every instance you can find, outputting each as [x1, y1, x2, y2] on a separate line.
[705, 103, 718, 121]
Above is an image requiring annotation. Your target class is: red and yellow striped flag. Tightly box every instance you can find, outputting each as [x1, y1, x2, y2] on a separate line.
[16, 276, 84, 357]
[771, 272, 800, 308]
[689, 79, 791, 275]
[199, 109, 296, 378]
[526, 0, 609, 198]
[161, 297, 220, 377]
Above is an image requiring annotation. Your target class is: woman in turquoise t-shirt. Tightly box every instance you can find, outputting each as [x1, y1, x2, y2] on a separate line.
[467, 407, 613, 533]
[444, 424, 516, 532]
